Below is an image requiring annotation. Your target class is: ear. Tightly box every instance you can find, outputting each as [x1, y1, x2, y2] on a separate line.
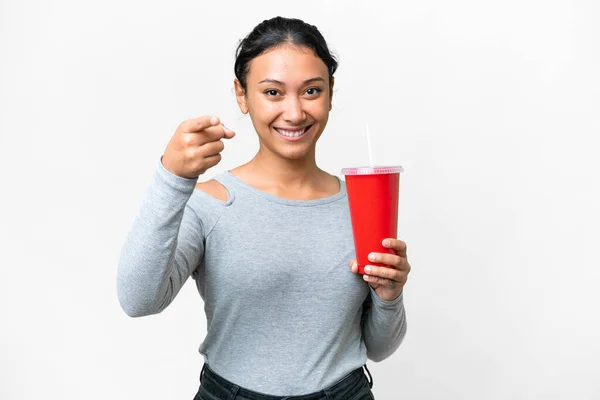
[234, 79, 249, 114]
[329, 76, 335, 111]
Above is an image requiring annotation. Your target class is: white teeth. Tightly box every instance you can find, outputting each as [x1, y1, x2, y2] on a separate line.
[277, 127, 307, 137]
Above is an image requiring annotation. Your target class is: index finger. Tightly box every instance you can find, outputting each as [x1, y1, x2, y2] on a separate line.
[383, 239, 407, 257]
[180, 115, 220, 133]
[194, 124, 232, 144]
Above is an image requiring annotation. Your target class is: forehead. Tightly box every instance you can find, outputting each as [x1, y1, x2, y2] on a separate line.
[246, 44, 328, 84]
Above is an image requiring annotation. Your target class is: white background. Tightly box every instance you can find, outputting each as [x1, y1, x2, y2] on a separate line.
[1, 0, 599, 399]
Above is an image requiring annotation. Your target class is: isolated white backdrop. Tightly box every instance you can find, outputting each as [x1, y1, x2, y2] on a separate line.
[1, 0, 599, 399]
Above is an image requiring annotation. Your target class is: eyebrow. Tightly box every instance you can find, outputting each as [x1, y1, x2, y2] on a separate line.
[258, 77, 326, 85]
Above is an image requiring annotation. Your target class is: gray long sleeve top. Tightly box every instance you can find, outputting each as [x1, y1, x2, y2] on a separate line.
[117, 159, 407, 395]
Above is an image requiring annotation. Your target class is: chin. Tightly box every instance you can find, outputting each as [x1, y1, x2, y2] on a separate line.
[274, 142, 318, 160]
[277, 148, 312, 161]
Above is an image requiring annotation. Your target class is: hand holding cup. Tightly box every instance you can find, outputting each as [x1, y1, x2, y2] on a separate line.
[349, 238, 410, 301]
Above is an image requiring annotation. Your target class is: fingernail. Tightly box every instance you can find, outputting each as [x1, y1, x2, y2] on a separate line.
[364, 266, 372, 273]
[363, 275, 370, 281]
[210, 116, 219, 125]
[223, 124, 232, 132]
[383, 240, 390, 247]
[368, 253, 376, 261]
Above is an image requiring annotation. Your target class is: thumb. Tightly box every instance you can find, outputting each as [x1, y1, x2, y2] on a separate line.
[349, 260, 359, 274]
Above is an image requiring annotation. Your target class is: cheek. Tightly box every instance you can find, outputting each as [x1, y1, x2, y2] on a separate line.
[309, 98, 331, 120]
[248, 97, 279, 122]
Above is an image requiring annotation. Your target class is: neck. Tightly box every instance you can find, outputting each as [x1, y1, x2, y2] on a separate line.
[247, 144, 323, 189]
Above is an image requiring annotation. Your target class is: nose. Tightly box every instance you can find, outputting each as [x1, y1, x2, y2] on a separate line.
[282, 96, 306, 124]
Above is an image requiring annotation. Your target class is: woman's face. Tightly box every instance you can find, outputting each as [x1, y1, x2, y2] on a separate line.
[235, 44, 334, 162]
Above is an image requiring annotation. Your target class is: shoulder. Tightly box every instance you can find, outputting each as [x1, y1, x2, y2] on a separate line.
[195, 180, 228, 201]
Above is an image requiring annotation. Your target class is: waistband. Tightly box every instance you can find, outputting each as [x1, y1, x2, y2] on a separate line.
[200, 363, 373, 400]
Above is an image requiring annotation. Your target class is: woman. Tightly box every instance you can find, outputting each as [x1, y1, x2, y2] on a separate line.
[117, 16, 410, 400]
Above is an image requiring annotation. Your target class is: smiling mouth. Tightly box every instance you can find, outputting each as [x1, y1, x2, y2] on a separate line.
[274, 124, 314, 138]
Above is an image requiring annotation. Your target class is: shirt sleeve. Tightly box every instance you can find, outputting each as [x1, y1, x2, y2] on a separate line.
[361, 286, 407, 362]
[116, 158, 205, 317]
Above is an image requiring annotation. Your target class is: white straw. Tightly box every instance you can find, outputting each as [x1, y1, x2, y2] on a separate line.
[366, 123, 374, 166]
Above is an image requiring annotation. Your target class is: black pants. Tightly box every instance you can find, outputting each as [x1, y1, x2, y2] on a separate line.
[194, 364, 375, 400]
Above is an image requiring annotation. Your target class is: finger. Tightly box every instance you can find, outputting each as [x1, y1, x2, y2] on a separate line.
[364, 265, 403, 281]
[196, 122, 236, 141]
[348, 259, 359, 274]
[363, 274, 396, 288]
[202, 153, 222, 169]
[192, 125, 230, 145]
[222, 124, 236, 139]
[180, 116, 220, 133]
[368, 252, 407, 270]
[383, 238, 407, 256]
[198, 139, 225, 157]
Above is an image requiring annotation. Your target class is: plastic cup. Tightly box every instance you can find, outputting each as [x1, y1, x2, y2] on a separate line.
[341, 166, 403, 274]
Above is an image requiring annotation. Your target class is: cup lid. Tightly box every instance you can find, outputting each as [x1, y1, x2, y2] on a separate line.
[341, 166, 404, 175]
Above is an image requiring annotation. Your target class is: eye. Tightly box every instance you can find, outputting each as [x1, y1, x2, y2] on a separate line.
[264, 89, 280, 97]
[305, 87, 323, 96]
